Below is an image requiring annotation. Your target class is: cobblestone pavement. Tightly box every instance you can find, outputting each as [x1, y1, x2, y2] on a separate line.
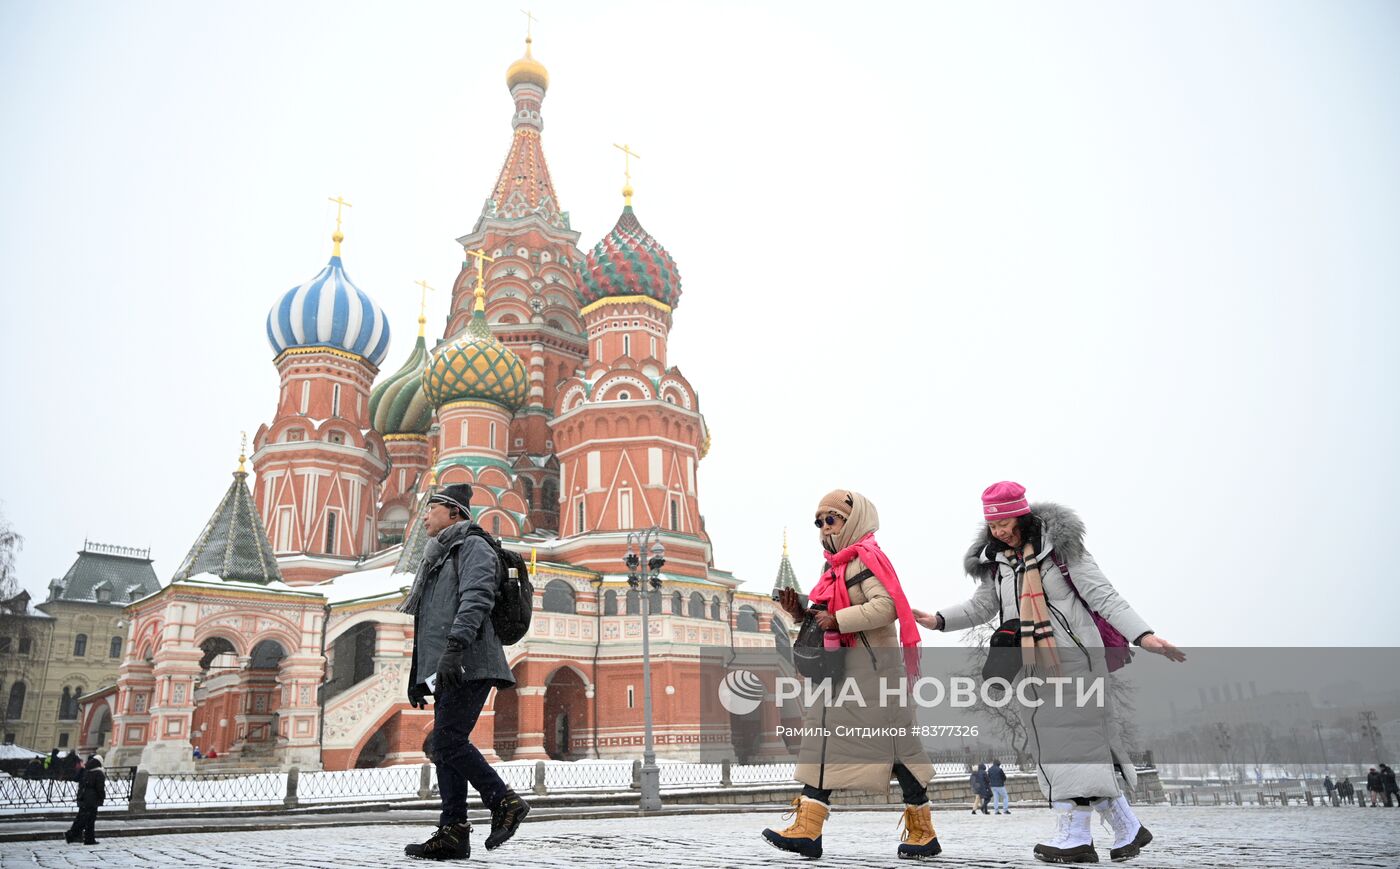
[2, 805, 1397, 868]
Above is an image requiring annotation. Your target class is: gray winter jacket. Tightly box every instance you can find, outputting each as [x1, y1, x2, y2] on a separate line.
[410, 520, 515, 690]
[936, 503, 1151, 801]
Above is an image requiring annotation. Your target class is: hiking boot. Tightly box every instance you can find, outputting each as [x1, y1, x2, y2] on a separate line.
[761, 795, 829, 859]
[405, 822, 472, 860]
[485, 791, 531, 850]
[897, 802, 942, 860]
[82, 838, 98, 846]
[1094, 795, 1153, 862]
[1033, 802, 1098, 864]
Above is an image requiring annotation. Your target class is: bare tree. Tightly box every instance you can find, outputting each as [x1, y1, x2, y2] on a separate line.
[0, 506, 32, 737]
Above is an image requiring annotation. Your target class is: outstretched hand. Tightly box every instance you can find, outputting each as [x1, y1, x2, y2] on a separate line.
[1141, 634, 1186, 662]
[911, 608, 943, 631]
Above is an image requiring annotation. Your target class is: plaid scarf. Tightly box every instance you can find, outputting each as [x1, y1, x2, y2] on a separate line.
[1015, 544, 1061, 674]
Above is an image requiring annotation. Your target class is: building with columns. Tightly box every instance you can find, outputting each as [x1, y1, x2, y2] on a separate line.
[89, 32, 794, 773]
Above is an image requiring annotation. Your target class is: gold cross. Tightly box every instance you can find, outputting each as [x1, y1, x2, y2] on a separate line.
[414, 279, 437, 336]
[614, 143, 640, 205]
[521, 9, 537, 39]
[238, 431, 248, 473]
[466, 248, 496, 312]
[328, 195, 352, 255]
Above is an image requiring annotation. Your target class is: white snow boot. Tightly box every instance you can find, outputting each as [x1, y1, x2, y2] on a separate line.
[1033, 801, 1098, 864]
[1094, 794, 1153, 862]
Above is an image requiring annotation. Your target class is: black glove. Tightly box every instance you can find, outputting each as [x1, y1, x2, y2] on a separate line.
[436, 637, 466, 692]
[408, 682, 429, 709]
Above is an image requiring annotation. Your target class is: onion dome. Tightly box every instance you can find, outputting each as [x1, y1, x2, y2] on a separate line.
[369, 331, 433, 436]
[577, 206, 682, 308]
[506, 35, 549, 91]
[265, 244, 391, 367]
[423, 285, 529, 412]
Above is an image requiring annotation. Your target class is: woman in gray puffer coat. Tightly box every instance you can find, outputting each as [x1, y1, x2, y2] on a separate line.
[914, 482, 1185, 864]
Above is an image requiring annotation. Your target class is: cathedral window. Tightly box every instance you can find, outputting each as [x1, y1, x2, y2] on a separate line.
[737, 606, 760, 633]
[276, 506, 295, 552]
[286, 428, 305, 442]
[300, 381, 310, 414]
[332, 383, 341, 417]
[460, 420, 469, 447]
[625, 589, 639, 615]
[576, 500, 585, 534]
[328, 431, 346, 445]
[670, 591, 682, 616]
[618, 489, 633, 527]
[490, 422, 498, 450]
[603, 590, 618, 615]
[617, 391, 630, 401]
[688, 592, 706, 619]
[543, 580, 576, 614]
[325, 510, 339, 555]
[670, 498, 679, 531]
[710, 598, 721, 620]
[650, 337, 657, 357]
[623, 334, 631, 357]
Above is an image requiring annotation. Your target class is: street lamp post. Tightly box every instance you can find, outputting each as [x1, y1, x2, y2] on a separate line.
[626, 527, 666, 812]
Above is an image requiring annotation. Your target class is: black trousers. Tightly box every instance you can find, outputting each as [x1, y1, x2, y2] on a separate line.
[802, 762, 928, 805]
[67, 804, 98, 842]
[433, 679, 509, 826]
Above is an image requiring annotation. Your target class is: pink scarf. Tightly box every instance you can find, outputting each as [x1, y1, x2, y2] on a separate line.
[809, 533, 922, 679]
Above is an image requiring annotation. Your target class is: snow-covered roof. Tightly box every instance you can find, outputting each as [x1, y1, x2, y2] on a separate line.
[313, 565, 410, 606]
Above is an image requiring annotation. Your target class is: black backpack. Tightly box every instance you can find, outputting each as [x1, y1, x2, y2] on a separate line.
[464, 526, 534, 645]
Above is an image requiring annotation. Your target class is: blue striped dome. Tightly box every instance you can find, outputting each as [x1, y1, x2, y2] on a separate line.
[266, 255, 391, 367]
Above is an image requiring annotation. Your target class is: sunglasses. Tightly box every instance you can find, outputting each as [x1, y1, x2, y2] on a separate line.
[813, 514, 843, 528]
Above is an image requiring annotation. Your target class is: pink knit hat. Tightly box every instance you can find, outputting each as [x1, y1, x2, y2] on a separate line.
[982, 481, 1030, 519]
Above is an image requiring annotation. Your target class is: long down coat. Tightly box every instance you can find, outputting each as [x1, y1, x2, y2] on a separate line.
[794, 556, 935, 793]
[937, 503, 1152, 802]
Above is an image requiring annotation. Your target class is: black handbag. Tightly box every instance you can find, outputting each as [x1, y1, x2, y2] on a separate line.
[793, 604, 844, 682]
[982, 618, 1023, 682]
[791, 568, 877, 682]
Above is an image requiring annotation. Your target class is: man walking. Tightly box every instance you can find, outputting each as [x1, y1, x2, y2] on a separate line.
[989, 759, 1010, 814]
[400, 483, 530, 860]
[64, 754, 104, 845]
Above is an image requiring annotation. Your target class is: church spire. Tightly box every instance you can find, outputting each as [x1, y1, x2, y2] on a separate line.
[172, 441, 283, 585]
[487, 26, 565, 228]
[772, 529, 800, 596]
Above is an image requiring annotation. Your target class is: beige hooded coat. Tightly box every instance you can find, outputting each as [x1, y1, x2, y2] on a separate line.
[793, 492, 934, 793]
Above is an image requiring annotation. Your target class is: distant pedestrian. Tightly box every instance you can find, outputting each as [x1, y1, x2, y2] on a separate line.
[969, 763, 992, 814]
[1323, 774, 1337, 807]
[207, 747, 217, 759]
[64, 754, 105, 845]
[989, 760, 1010, 814]
[193, 745, 202, 760]
[1381, 764, 1398, 807]
[1339, 777, 1355, 805]
[1366, 767, 1382, 806]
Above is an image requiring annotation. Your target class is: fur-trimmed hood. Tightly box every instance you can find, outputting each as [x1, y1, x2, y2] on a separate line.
[963, 502, 1087, 580]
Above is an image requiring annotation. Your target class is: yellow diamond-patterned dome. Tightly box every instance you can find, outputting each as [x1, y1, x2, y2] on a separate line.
[423, 320, 529, 412]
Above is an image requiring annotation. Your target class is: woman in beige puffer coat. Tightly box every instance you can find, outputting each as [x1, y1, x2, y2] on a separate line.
[762, 490, 940, 862]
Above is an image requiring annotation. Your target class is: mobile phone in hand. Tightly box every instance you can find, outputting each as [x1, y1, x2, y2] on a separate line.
[425, 673, 438, 694]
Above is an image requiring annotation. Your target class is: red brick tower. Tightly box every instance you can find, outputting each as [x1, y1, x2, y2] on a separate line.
[254, 210, 391, 585]
[444, 35, 587, 533]
[549, 173, 712, 578]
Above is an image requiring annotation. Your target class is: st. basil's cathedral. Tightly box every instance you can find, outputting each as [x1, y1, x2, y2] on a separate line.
[78, 34, 795, 774]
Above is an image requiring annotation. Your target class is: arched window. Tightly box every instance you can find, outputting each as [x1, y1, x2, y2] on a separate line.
[649, 589, 662, 615]
[249, 639, 287, 669]
[521, 478, 534, 508]
[109, 636, 123, 659]
[711, 598, 721, 621]
[603, 589, 618, 616]
[542, 580, 576, 614]
[625, 588, 640, 615]
[325, 622, 377, 700]
[737, 606, 760, 633]
[688, 592, 706, 619]
[5, 682, 25, 720]
[73, 634, 87, 657]
[670, 591, 683, 616]
[59, 687, 79, 720]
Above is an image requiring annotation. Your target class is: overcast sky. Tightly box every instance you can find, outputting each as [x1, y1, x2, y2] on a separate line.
[2, 1, 1397, 646]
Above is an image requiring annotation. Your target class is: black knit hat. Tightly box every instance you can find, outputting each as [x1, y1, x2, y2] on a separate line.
[428, 483, 473, 518]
